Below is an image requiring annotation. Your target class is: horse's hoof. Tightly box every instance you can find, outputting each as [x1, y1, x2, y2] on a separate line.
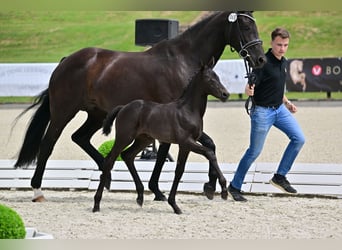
[154, 194, 167, 201]
[92, 206, 100, 213]
[32, 195, 46, 202]
[203, 183, 215, 200]
[221, 190, 228, 200]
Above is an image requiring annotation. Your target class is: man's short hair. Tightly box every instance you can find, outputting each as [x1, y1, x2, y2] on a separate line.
[271, 27, 290, 40]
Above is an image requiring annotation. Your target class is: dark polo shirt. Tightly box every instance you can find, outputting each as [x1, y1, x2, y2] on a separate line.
[253, 48, 287, 108]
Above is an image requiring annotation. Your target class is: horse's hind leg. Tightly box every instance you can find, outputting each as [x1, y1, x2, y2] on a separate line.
[121, 136, 154, 206]
[31, 116, 75, 201]
[198, 132, 217, 200]
[71, 110, 115, 188]
[72, 110, 106, 169]
[148, 142, 170, 201]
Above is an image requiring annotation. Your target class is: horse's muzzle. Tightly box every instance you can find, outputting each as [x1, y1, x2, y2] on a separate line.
[250, 55, 267, 69]
[220, 92, 230, 102]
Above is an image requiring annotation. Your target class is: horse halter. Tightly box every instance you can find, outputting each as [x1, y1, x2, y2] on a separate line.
[227, 12, 263, 60]
[227, 12, 262, 115]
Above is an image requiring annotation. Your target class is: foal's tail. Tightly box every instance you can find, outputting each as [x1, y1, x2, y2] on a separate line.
[102, 105, 124, 136]
[13, 89, 50, 168]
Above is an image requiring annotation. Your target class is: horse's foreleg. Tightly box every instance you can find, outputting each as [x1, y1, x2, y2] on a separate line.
[168, 148, 189, 215]
[148, 142, 170, 201]
[198, 132, 217, 200]
[205, 150, 228, 200]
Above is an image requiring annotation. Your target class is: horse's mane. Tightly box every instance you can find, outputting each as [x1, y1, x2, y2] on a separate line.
[181, 12, 221, 36]
[151, 11, 222, 50]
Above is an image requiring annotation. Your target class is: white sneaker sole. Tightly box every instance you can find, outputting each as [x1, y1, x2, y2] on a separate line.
[270, 179, 297, 194]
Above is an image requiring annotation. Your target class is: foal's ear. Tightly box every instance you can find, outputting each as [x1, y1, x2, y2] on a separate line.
[207, 57, 216, 69]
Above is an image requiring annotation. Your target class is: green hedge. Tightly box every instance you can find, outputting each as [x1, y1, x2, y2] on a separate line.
[98, 139, 130, 161]
[0, 204, 26, 239]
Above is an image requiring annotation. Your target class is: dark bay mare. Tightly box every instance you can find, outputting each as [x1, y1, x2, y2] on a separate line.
[14, 11, 266, 202]
[94, 62, 229, 214]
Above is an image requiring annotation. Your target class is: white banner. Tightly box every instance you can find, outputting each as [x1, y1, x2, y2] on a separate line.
[0, 60, 247, 96]
[213, 59, 247, 94]
[0, 63, 58, 96]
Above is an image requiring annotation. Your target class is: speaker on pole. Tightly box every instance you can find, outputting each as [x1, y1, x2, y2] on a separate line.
[135, 19, 179, 46]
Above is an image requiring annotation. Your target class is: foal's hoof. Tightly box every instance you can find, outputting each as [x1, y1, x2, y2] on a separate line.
[32, 195, 46, 202]
[221, 190, 228, 200]
[203, 183, 215, 200]
[154, 193, 167, 201]
[136, 197, 144, 207]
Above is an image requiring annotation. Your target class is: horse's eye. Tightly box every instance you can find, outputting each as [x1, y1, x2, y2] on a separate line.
[240, 25, 250, 31]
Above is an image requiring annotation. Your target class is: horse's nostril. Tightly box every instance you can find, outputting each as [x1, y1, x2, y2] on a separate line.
[259, 56, 267, 64]
[222, 92, 230, 99]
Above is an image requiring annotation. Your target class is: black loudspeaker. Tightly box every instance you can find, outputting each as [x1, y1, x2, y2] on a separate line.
[135, 19, 179, 46]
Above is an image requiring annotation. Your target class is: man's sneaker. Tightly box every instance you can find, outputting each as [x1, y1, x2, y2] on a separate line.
[270, 174, 297, 194]
[228, 184, 247, 202]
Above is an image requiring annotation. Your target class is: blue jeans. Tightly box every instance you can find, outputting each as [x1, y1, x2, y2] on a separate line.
[230, 104, 305, 190]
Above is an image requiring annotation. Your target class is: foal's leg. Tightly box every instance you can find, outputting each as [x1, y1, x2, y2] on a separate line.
[148, 142, 171, 201]
[186, 140, 228, 200]
[93, 138, 130, 212]
[93, 168, 110, 212]
[198, 132, 218, 200]
[168, 147, 190, 214]
[121, 136, 154, 206]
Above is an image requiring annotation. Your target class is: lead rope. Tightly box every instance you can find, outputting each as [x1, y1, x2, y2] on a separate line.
[243, 58, 257, 115]
[226, 12, 261, 115]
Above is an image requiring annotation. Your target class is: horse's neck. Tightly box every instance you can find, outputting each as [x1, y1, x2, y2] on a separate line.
[181, 12, 228, 64]
[152, 12, 228, 66]
[178, 79, 208, 118]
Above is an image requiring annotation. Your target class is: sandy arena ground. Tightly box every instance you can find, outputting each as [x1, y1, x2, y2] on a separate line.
[0, 101, 341, 239]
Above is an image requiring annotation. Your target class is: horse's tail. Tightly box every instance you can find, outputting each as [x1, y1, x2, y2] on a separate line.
[14, 89, 50, 168]
[102, 106, 124, 136]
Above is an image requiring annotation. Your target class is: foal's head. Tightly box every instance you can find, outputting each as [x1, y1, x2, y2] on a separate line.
[198, 62, 229, 102]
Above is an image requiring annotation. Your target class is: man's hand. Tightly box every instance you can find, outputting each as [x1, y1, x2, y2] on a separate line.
[286, 101, 297, 113]
[245, 84, 255, 96]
